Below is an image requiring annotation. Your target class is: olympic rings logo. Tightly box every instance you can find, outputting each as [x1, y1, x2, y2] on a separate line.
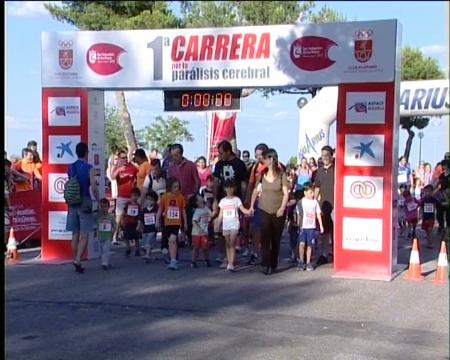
[350, 181, 376, 199]
[58, 40, 73, 48]
[355, 29, 373, 39]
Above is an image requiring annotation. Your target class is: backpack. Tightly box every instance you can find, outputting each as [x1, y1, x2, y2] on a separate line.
[64, 163, 82, 206]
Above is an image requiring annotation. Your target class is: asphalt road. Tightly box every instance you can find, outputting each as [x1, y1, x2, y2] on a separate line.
[5, 232, 449, 360]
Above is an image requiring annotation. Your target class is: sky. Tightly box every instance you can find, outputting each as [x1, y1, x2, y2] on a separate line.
[5, 1, 450, 167]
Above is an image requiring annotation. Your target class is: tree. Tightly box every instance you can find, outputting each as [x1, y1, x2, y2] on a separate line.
[288, 156, 298, 168]
[137, 115, 194, 153]
[400, 47, 445, 160]
[104, 105, 127, 155]
[44, 1, 180, 154]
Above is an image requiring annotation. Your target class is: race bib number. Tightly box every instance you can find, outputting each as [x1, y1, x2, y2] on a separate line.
[224, 208, 237, 219]
[199, 214, 210, 229]
[398, 198, 405, 206]
[144, 213, 156, 225]
[98, 220, 112, 232]
[167, 206, 180, 220]
[406, 202, 417, 212]
[398, 172, 407, 184]
[127, 205, 139, 217]
[424, 203, 434, 213]
[304, 212, 316, 228]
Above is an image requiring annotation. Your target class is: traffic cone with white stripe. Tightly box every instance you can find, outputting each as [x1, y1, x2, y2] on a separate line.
[404, 238, 424, 281]
[434, 241, 448, 285]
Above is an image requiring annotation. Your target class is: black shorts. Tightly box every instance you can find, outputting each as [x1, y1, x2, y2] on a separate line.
[163, 225, 180, 238]
[123, 224, 140, 240]
[321, 211, 333, 234]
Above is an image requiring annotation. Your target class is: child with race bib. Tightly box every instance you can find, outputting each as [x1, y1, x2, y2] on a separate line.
[420, 184, 439, 249]
[157, 177, 187, 270]
[191, 194, 212, 268]
[96, 198, 117, 270]
[138, 190, 159, 263]
[216, 179, 252, 272]
[121, 187, 141, 256]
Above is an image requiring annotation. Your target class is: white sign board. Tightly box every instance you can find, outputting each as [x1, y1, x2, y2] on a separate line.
[48, 135, 80, 164]
[48, 97, 81, 126]
[344, 134, 385, 167]
[342, 217, 383, 252]
[42, 20, 399, 89]
[48, 211, 72, 240]
[48, 173, 69, 203]
[343, 176, 384, 209]
[345, 92, 386, 124]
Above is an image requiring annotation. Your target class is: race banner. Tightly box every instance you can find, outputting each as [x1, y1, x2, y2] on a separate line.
[209, 112, 237, 162]
[42, 20, 399, 89]
[5, 190, 41, 243]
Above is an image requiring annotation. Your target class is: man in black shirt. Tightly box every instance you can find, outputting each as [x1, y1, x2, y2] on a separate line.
[213, 140, 248, 201]
[314, 145, 335, 265]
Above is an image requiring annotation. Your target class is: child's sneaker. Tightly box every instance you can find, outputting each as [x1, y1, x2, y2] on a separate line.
[219, 260, 228, 269]
[242, 248, 250, 257]
[161, 248, 168, 255]
[297, 262, 306, 271]
[190, 261, 198, 268]
[226, 264, 235, 272]
[167, 260, 178, 270]
[205, 259, 211, 267]
[306, 263, 315, 271]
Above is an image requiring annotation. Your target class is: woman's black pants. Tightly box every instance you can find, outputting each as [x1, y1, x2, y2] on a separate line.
[260, 209, 286, 270]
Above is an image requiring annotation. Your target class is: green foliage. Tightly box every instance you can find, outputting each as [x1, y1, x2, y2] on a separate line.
[45, 1, 180, 30]
[137, 115, 194, 153]
[288, 156, 298, 167]
[400, 116, 430, 130]
[105, 105, 127, 154]
[402, 46, 445, 81]
[309, 5, 347, 23]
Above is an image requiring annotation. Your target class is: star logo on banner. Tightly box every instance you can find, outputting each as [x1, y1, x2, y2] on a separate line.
[56, 141, 73, 158]
[353, 140, 375, 159]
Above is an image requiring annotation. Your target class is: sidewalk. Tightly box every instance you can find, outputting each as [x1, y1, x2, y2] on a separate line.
[6, 231, 449, 360]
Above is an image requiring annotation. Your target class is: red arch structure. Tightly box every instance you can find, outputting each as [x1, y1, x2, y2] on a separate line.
[41, 20, 402, 280]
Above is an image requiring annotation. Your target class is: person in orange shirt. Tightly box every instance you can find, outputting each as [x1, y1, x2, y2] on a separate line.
[156, 177, 187, 270]
[13, 148, 42, 192]
[134, 149, 151, 200]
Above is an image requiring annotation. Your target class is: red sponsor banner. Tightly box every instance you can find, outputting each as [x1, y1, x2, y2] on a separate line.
[5, 190, 41, 243]
[209, 112, 237, 162]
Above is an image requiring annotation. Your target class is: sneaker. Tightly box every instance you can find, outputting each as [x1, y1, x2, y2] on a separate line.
[161, 248, 169, 255]
[219, 260, 228, 269]
[306, 263, 315, 271]
[226, 264, 235, 272]
[125, 249, 131, 256]
[297, 262, 306, 271]
[205, 260, 211, 267]
[167, 260, 178, 270]
[135, 250, 141, 257]
[242, 248, 250, 257]
[112, 240, 120, 246]
[190, 261, 198, 268]
[316, 255, 327, 265]
[248, 254, 259, 265]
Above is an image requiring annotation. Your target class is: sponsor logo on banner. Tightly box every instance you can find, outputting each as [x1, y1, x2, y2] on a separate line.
[58, 40, 73, 70]
[48, 173, 69, 203]
[299, 129, 326, 157]
[343, 176, 383, 209]
[86, 43, 126, 75]
[346, 92, 386, 124]
[48, 135, 80, 164]
[49, 211, 72, 240]
[290, 36, 337, 71]
[344, 134, 384, 167]
[354, 29, 373, 63]
[343, 217, 383, 251]
[48, 97, 81, 126]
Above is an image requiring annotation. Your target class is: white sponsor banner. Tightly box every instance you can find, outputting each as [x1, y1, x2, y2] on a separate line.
[343, 217, 383, 251]
[344, 134, 384, 167]
[48, 97, 81, 126]
[49, 211, 72, 240]
[48, 173, 69, 203]
[345, 92, 386, 124]
[400, 80, 450, 117]
[343, 176, 384, 209]
[48, 135, 80, 164]
[42, 20, 398, 88]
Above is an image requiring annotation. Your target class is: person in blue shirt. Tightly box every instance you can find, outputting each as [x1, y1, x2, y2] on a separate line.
[398, 156, 413, 189]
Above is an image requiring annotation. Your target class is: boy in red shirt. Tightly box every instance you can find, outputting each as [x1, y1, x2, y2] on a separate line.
[121, 188, 141, 256]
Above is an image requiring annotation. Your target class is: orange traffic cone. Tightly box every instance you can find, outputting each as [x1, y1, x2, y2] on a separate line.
[6, 228, 20, 263]
[434, 241, 448, 285]
[404, 238, 424, 281]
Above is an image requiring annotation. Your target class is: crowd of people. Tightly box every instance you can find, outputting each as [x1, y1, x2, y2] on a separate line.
[4, 139, 449, 275]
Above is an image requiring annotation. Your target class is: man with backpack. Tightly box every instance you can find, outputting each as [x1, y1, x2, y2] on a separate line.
[65, 142, 99, 273]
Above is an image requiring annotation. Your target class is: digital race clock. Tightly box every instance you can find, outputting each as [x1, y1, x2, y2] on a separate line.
[164, 89, 241, 112]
